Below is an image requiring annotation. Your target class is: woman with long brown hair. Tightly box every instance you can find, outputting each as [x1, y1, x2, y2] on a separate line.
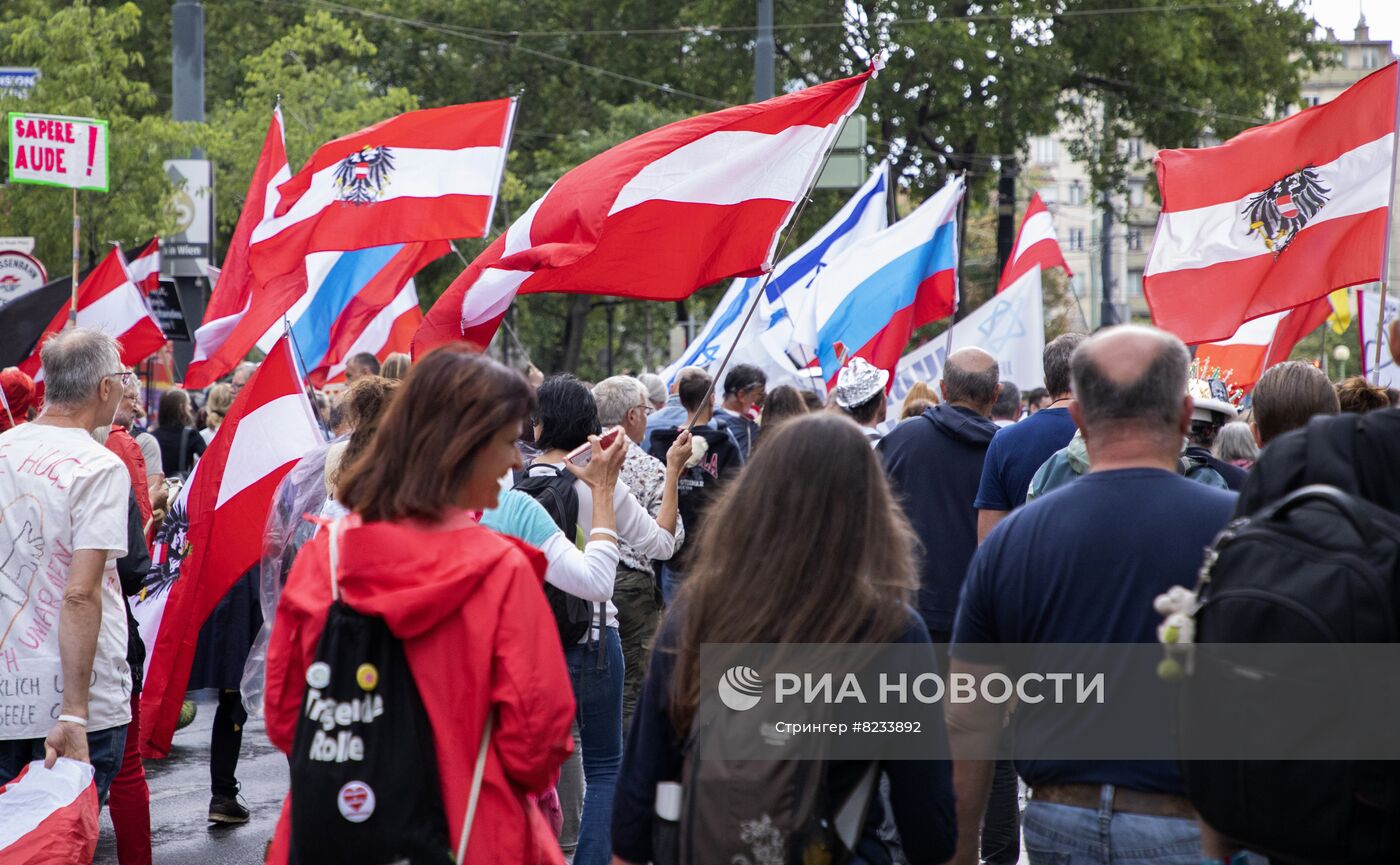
[263, 347, 576, 865]
[612, 412, 957, 865]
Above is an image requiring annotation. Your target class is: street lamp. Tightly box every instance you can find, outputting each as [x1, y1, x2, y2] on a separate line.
[1332, 343, 1351, 379]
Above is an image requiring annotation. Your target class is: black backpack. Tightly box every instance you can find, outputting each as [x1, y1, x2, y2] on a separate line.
[288, 522, 454, 865]
[1182, 419, 1400, 863]
[665, 704, 878, 865]
[513, 464, 599, 646]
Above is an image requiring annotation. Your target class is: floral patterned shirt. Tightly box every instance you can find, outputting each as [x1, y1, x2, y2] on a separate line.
[617, 440, 684, 574]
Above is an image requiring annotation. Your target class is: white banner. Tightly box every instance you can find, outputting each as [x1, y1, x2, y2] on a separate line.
[7, 113, 108, 191]
[890, 266, 1047, 413]
[1359, 287, 1399, 388]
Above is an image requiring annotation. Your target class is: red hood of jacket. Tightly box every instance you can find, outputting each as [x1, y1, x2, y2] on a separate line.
[329, 512, 546, 639]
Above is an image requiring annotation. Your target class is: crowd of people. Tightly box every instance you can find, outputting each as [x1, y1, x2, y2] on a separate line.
[1, 318, 1399, 865]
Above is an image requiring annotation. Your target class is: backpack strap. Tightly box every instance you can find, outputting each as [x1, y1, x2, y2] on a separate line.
[456, 710, 494, 863]
[326, 518, 343, 601]
[178, 428, 190, 475]
[1304, 416, 1359, 494]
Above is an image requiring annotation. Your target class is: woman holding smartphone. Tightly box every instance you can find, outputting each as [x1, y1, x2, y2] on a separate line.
[525, 374, 689, 865]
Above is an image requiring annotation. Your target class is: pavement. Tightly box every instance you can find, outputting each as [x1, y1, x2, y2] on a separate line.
[94, 696, 287, 865]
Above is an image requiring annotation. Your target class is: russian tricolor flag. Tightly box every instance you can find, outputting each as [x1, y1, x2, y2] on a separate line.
[796, 175, 964, 387]
[257, 241, 445, 385]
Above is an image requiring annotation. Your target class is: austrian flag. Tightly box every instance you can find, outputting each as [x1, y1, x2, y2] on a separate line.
[417, 70, 873, 352]
[1145, 62, 1399, 345]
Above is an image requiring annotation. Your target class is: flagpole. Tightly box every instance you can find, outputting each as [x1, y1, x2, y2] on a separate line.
[1376, 64, 1400, 382]
[944, 172, 968, 359]
[282, 316, 330, 440]
[69, 188, 80, 325]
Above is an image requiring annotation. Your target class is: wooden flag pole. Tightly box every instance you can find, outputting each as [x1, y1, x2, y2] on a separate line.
[69, 188, 79, 326]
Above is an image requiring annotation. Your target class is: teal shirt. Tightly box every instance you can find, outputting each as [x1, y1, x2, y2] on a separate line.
[481, 489, 561, 547]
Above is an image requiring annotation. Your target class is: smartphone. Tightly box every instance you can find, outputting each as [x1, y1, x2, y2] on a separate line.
[566, 425, 625, 467]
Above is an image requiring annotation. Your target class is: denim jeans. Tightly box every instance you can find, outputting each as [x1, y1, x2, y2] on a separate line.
[1022, 787, 1201, 865]
[660, 565, 684, 608]
[0, 724, 128, 805]
[564, 626, 624, 865]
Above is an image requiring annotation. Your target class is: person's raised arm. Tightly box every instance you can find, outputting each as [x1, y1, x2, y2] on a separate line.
[654, 429, 692, 536]
[566, 432, 628, 543]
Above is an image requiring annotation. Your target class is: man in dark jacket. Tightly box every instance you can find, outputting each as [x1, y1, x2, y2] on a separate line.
[877, 346, 1013, 862]
[879, 346, 1001, 639]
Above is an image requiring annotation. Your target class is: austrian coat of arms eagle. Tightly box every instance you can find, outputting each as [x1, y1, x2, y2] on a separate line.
[333, 145, 395, 205]
[1242, 166, 1331, 257]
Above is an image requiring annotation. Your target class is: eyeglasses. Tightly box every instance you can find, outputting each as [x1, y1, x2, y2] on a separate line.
[631, 403, 654, 417]
[104, 371, 136, 386]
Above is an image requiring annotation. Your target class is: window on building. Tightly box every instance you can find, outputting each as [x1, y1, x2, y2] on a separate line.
[1068, 181, 1084, 206]
[1068, 228, 1085, 251]
[1124, 137, 1143, 160]
[1362, 48, 1379, 69]
[1129, 181, 1145, 207]
[1128, 269, 1144, 297]
[1126, 229, 1143, 251]
[1303, 95, 1322, 108]
[1032, 136, 1057, 165]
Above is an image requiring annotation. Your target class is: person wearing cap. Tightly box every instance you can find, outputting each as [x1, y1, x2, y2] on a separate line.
[713, 364, 766, 461]
[833, 357, 890, 446]
[0, 366, 36, 431]
[1184, 381, 1248, 491]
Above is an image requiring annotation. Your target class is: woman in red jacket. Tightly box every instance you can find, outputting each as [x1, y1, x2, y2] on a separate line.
[263, 347, 577, 865]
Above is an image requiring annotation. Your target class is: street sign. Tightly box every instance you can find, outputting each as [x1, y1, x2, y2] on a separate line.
[0, 68, 39, 99]
[162, 159, 214, 276]
[816, 114, 868, 190]
[0, 249, 47, 308]
[149, 277, 192, 341]
[7, 112, 109, 191]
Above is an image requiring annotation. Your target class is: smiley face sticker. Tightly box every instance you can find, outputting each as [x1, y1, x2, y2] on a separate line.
[306, 661, 331, 689]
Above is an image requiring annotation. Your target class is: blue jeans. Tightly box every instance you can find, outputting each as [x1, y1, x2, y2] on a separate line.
[565, 627, 624, 865]
[1023, 787, 1201, 864]
[0, 725, 128, 805]
[660, 565, 684, 608]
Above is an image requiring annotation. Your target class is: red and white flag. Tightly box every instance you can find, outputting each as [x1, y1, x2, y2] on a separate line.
[250, 99, 515, 288]
[997, 192, 1072, 293]
[1146, 62, 1399, 345]
[322, 278, 423, 383]
[136, 335, 324, 757]
[0, 759, 99, 865]
[416, 71, 873, 353]
[184, 109, 289, 389]
[125, 237, 161, 294]
[18, 244, 166, 385]
[1194, 295, 1332, 392]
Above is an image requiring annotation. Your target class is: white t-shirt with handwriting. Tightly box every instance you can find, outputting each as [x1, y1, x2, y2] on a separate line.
[0, 423, 132, 738]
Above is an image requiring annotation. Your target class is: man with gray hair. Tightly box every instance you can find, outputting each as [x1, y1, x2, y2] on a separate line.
[0, 328, 135, 802]
[947, 326, 1238, 862]
[592, 376, 685, 730]
[976, 331, 1088, 541]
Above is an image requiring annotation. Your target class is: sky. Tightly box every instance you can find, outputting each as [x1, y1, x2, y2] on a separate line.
[1308, 0, 1400, 48]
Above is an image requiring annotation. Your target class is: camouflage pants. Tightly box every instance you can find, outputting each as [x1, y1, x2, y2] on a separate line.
[613, 565, 663, 734]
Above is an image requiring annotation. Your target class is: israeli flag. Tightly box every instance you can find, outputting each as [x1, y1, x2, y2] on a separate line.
[662, 164, 889, 388]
